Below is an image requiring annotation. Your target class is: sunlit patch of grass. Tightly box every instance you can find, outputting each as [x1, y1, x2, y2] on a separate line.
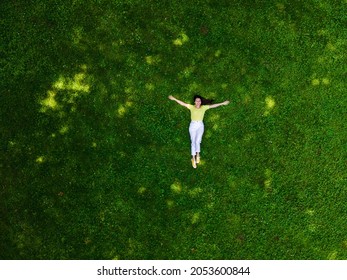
[137, 187, 147, 194]
[117, 101, 133, 117]
[311, 79, 320, 86]
[227, 175, 237, 191]
[145, 83, 155, 91]
[208, 113, 220, 122]
[53, 72, 90, 93]
[327, 251, 338, 260]
[326, 42, 336, 51]
[173, 32, 189, 46]
[204, 130, 213, 139]
[322, 78, 330, 85]
[166, 200, 175, 209]
[188, 187, 203, 197]
[243, 133, 255, 142]
[40, 90, 59, 112]
[72, 26, 84, 45]
[145, 55, 161, 65]
[276, 3, 285, 11]
[117, 105, 127, 117]
[214, 50, 221, 57]
[212, 124, 218, 130]
[191, 212, 200, 224]
[264, 96, 276, 116]
[170, 181, 182, 194]
[40, 65, 90, 113]
[206, 202, 214, 209]
[243, 94, 252, 104]
[308, 223, 317, 232]
[317, 28, 329, 36]
[59, 125, 69, 134]
[305, 209, 315, 216]
[179, 66, 195, 78]
[188, 82, 200, 92]
[35, 156, 45, 163]
[311, 77, 330, 86]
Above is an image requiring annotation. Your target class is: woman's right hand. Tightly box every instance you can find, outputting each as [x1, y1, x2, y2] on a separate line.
[168, 95, 175, 100]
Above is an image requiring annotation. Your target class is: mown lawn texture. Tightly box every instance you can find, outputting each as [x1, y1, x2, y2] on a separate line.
[1, 0, 346, 259]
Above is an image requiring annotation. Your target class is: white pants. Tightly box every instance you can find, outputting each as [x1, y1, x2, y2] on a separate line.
[189, 121, 204, 156]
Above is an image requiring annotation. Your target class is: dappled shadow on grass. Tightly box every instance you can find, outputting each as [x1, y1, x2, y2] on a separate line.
[1, 0, 347, 260]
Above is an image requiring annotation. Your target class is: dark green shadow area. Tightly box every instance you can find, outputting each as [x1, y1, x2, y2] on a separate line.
[1, 0, 347, 259]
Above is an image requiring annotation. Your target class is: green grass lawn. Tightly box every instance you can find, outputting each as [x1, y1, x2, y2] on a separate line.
[1, 0, 346, 259]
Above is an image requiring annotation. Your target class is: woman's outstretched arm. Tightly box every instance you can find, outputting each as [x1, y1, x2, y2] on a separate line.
[209, 100, 230, 109]
[168, 95, 190, 108]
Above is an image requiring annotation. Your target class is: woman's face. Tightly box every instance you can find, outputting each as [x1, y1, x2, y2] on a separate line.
[194, 98, 202, 108]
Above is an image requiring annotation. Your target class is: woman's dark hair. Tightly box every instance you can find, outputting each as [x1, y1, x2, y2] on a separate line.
[193, 95, 214, 105]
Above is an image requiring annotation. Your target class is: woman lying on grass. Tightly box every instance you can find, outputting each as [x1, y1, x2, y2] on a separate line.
[168, 95, 230, 168]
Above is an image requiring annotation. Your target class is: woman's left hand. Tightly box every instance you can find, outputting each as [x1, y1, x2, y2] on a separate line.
[223, 100, 230, 105]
